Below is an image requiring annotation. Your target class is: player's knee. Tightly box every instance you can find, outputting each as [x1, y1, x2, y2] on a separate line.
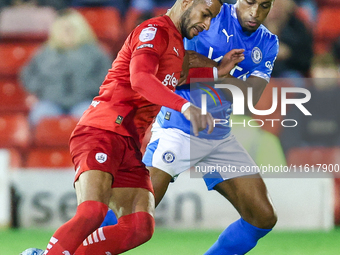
[133, 212, 155, 244]
[257, 205, 277, 229]
[74, 201, 108, 227]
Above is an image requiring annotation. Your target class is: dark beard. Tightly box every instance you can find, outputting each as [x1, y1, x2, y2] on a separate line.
[179, 5, 194, 39]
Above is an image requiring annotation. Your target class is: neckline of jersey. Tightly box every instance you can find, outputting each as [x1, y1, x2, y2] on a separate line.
[162, 14, 184, 39]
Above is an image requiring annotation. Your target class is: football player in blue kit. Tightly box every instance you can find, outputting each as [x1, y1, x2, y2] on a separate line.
[143, 0, 279, 254]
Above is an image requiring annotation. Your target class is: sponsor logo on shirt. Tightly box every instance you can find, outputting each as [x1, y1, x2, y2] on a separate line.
[115, 115, 123, 124]
[165, 111, 171, 120]
[222, 29, 233, 43]
[139, 27, 157, 42]
[162, 151, 176, 163]
[162, 73, 178, 87]
[137, 44, 154, 50]
[265, 61, 273, 71]
[75, 166, 80, 176]
[173, 47, 179, 57]
[96, 153, 107, 163]
[91, 100, 100, 107]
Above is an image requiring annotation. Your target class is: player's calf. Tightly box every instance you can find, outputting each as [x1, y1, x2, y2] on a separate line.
[74, 211, 155, 254]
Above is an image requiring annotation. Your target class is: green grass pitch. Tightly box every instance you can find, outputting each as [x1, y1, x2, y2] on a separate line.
[1, 228, 340, 255]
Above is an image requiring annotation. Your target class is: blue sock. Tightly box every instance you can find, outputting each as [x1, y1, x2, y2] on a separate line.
[204, 218, 272, 255]
[100, 209, 118, 227]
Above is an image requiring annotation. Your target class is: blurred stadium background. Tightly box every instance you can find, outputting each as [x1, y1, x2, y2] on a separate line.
[1, 0, 340, 254]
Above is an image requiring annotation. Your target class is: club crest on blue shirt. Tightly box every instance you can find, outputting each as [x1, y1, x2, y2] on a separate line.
[251, 47, 262, 64]
[162, 151, 175, 163]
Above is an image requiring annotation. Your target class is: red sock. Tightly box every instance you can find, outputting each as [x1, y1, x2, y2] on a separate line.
[44, 200, 108, 255]
[74, 211, 155, 255]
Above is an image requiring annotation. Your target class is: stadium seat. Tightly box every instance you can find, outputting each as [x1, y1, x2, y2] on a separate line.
[25, 147, 73, 168]
[0, 42, 41, 77]
[286, 146, 340, 177]
[0, 78, 34, 114]
[314, 7, 340, 54]
[75, 7, 123, 55]
[0, 114, 30, 149]
[8, 148, 24, 168]
[33, 116, 78, 147]
[0, 6, 56, 42]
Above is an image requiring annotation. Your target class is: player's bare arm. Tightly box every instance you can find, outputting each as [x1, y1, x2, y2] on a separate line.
[187, 49, 267, 106]
[179, 51, 190, 85]
[218, 75, 268, 106]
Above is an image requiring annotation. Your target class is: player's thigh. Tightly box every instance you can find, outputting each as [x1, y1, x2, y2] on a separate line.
[109, 187, 155, 218]
[75, 170, 113, 205]
[148, 166, 173, 207]
[215, 174, 277, 229]
[214, 174, 273, 213]
[200, 135, 259, 190]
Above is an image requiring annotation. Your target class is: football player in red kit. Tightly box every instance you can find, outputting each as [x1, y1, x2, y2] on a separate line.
[20, 1, 223, 255]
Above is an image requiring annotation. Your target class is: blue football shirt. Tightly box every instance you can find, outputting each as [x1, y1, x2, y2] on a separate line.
[156, 3, 279, 139]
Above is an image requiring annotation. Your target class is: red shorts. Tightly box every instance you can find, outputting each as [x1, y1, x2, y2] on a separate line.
[70, 125, 153, 193]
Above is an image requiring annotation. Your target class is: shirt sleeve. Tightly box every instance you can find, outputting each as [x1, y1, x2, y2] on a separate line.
[130, 44, 188, 113]
[250, 35, 279, 82]
[130, 25, 169, 60]
[185, 67, 215, 84]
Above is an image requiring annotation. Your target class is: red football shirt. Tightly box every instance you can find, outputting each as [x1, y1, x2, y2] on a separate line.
[77, 15, 188, 145]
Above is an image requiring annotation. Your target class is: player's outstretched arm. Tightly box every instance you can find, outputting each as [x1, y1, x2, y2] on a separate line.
[184, 49, 245, 85]
[185, 49, 267, 106]
[218, 75, 268, 106]
[178, 51, 190, 86]
[216, 50, 269, 105]
[216, 49, 245, 78]
[187, 50, 218, 68]
[130, 53, 188, 112]
[131, 53, 215, 135]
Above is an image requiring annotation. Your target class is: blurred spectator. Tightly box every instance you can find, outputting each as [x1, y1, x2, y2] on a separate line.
[0, 0, 71, 10]
[315, 0, 340, 8]
[280, 53, 340, 154]
[135, 11, 153, 26]
[264, 0, 313, 80]
[130, 0, 174, 12]
[333, 37, 340, 69]
[20, 9, 112, 126]
[294, 0, 318, 20]
[71, 0, 129, 14]
[37, 0, 72, 10]
[0, 0, 11, 8]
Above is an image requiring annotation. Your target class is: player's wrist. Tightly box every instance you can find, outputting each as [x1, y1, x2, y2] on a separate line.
[181, 102, 191, 113]
[213, 67, 219, 81]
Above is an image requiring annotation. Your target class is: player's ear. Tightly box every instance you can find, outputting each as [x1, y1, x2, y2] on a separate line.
[182, 0, 194, 10]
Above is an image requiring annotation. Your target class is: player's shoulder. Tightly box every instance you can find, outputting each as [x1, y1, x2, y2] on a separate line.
[257, 24, 279, 47]
[214, 3, 233, 22]
[135, 16, 174, 36]
[132, 15, 181, 47]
